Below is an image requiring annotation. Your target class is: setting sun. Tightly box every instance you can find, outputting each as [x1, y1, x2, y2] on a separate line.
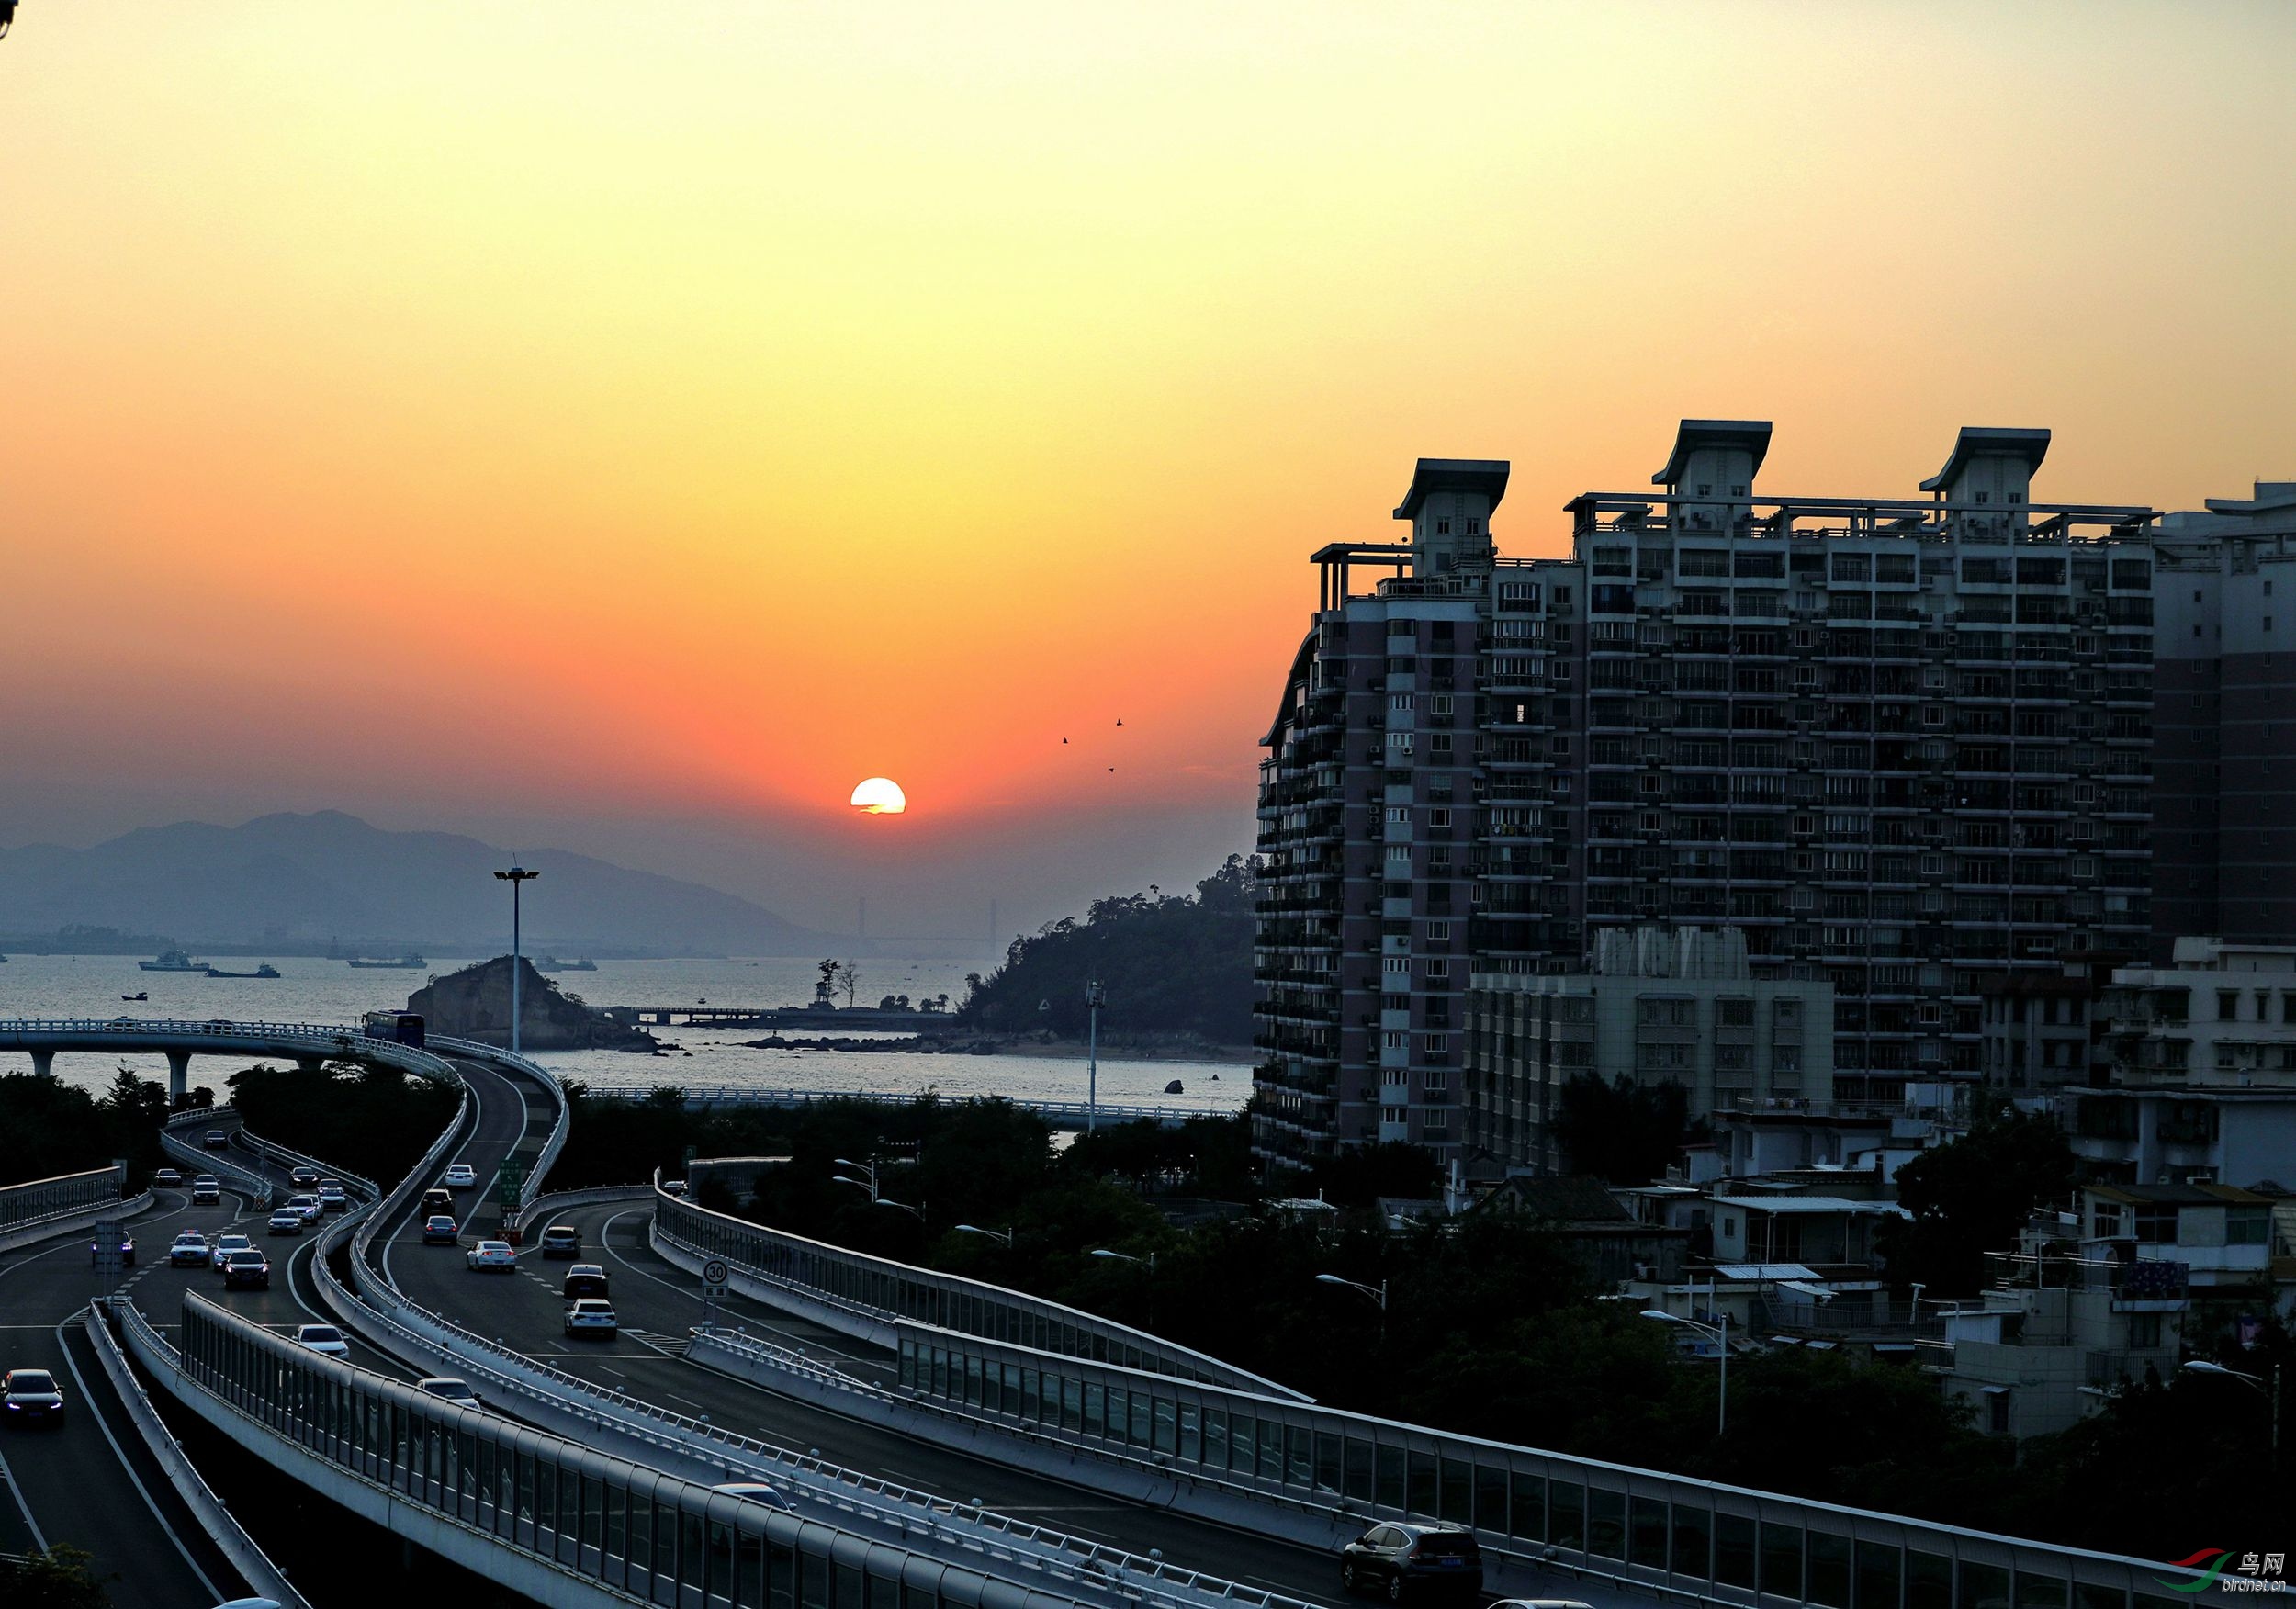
[850, 777, 907, 816]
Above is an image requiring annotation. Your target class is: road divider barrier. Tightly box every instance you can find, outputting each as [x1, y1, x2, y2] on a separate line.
[129, 1290, 1097, 1609]
[84, 1301, 310, 1609]
[652, 1187, 1306, 1400]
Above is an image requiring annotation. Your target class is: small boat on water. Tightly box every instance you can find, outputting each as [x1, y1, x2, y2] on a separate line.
[205, 964, 281, 979]
[535, 955, 598, 973]
[121, 991, 148, 1002]
[345, 953, 426, 970]
[140, 949, 207, 973]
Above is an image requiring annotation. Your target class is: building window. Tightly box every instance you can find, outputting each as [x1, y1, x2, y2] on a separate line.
[1429, 808, 1450, 827]
[1427, 920, 1451, 941]
[2219, 990, 2240, 1021]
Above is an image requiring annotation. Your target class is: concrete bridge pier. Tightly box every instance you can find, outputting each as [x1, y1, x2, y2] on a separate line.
[29, 1049, 54, 1079]
[296, 1054, 324, 1074]
[165, 1049, 192, 1102]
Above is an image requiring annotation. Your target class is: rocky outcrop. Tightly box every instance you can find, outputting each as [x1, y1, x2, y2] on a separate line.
[410, 956, 658, 1052]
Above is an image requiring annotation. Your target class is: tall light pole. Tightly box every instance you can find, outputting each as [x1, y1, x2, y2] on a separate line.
[1085, 980, 1107, 1133]
[494, 861, 539, 1056]
[2183, 1359, 2282, 1474]
[1094, 1247, 1159, 1328]
[1643, 1308, 1730, 1435]
[1315, 1272, 1389, 1345]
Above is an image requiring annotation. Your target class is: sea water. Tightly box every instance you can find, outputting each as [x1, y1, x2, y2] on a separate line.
[0, 952, 1247, 1115]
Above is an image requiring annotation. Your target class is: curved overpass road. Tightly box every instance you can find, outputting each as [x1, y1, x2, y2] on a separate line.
[0, 1184, 264, 1609]
[397, 1197, 1348, 1608]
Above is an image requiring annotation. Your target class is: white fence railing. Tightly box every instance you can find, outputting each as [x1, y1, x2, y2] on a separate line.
[0, 1165, 123, 1233]
[85, 1303, 310, 1609]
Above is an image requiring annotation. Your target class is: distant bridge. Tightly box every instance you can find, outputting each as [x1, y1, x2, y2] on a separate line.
[0, 1016, 430, 1099]
[607, 1004, 951, 1029]
[666, 1085, 1234, 1130]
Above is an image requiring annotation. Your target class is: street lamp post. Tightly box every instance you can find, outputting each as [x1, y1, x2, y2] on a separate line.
[1315, 1273, 1389, 1344]
[831, 1157, 879, 1200]
[2183, 1359, 2283, 1473]
[1084, 981, 1107, 1134]
[494, 861, 540, 1056]
[954, 1224, 1013, 1247]
[1092, 1247, 1158, 1328]
[1642, 1308, 1731, 1435]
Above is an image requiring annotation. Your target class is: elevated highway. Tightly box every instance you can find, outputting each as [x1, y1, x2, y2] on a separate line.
[0, 1168, 282, 1608]
[398, 1195, 1352, 1604]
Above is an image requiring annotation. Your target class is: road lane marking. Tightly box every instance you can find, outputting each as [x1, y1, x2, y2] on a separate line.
[0, 1440, 48, 1552]
[51, 1316, 229, 1603]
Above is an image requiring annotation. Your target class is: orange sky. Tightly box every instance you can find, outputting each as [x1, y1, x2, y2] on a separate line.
[1, 3, 2290, 932]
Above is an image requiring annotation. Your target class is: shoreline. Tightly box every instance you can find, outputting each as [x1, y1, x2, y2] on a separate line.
[727, 1030, 1255, 1066]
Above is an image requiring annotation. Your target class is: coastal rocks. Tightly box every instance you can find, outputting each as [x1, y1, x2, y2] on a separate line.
[410, 956, 659, 1052]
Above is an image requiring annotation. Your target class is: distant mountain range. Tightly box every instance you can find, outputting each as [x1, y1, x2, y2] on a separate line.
[0, 811, 830, 956]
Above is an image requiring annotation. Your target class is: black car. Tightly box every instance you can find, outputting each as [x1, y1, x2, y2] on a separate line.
[562, 1263, 609, 1301]
[221, 1250, 272, 1289]
[2, 1368, 65, 1428]
[1340, 1523, 1483, 1602]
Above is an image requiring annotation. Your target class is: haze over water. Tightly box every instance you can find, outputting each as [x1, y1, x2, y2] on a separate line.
[0, 953, 1244, 1115]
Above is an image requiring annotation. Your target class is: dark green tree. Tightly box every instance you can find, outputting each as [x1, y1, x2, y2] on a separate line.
[1878, 1102, 2077, 1295]
[957, 856, 1256, 1042]
[0, 1546, 113, 1608]
[1549, 1074, 1693, 1185]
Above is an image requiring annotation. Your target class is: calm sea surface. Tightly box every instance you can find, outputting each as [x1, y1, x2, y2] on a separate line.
[0, 952, 1247, 1115]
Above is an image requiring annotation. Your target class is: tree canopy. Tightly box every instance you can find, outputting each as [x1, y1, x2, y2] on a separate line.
[1878, 1100, 2077, 1295]
[957, 856, 1255, 1042]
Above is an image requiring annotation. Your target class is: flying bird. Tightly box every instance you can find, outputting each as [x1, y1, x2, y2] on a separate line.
[1116, 719, 1123, 726]
[1062, 737, 1068, 745]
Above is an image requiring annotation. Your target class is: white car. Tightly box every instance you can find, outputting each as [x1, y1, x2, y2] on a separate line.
[168, 1232, 212, 1267]
[287, 1194, 322, 1222]
[214, 1234, 254, 1261]
[417, 1377, 483, 1409]
[296, 1323, 350, 1358]
[318, 1183, 348, 1211]
[466, 1240, 517, 1273]
[712, 1481, 793, 1512]
[443, 1163, 478, 1188]
[267, 1208, 305, 1235]
[564, 1299, 618, 1339]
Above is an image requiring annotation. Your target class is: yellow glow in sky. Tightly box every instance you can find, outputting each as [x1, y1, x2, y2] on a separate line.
[0, 2, 2290, 852]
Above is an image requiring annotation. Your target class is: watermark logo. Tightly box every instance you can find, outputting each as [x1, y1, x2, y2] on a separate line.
[2157, 1551, 2290, 1595]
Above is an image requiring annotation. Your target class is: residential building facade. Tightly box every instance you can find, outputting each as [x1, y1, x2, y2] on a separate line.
[1255, 425, 2160, 1173]
[2149, 484, 2296, 955]
[1461, 925, 1835, 1173]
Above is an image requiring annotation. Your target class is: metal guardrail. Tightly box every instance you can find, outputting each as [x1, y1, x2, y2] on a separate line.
[83, 1302, 311, 1609]
[654, 1189, 1306, 1401]
[882, 1321, 2242, 1609]
[159, 1127, 274, 1208]
[423, 1035, 572, 1213]
[0, 1165, 123, 1234]
[135, 1291, 1093, 1609]
[319, 1231, 1320, 1609]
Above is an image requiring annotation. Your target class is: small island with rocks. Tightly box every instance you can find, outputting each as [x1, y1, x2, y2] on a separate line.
[411, 956, 660, 1052]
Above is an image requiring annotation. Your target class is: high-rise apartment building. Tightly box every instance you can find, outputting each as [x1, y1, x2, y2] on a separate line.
[2149, 483, 2296, 956]
[1255, 424, 2160, 1174]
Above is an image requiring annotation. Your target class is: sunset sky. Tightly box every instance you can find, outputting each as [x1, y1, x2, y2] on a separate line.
[2, 3, 2290, 940]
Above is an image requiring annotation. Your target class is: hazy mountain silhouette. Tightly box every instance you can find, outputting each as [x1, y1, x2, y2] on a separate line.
[0, 810, 829, 955]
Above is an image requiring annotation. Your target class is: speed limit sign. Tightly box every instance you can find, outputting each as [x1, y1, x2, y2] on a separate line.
[701, 1258, 730, 1300]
